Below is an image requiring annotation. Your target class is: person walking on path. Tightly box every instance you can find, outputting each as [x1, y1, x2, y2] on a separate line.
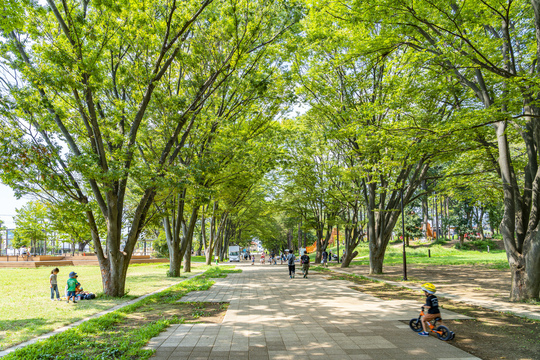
[286, 250, 296, 278]
[322, 249, 328, 267]
[300, 251, 310, 278]
[50, 268, 60, 301]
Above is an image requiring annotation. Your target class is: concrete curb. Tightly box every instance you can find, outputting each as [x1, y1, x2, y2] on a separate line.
[330, 268, 540, 321]
[0, 271, 204, 357]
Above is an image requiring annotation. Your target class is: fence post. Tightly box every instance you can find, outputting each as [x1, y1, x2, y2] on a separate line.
[428, 249, 431, 258]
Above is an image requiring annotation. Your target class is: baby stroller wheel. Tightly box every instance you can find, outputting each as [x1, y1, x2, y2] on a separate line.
[435, 325, 452, 341]
[409, 318, 422, 332]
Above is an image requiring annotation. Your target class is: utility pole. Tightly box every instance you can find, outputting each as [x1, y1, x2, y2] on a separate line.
[401, 189, 408, 281]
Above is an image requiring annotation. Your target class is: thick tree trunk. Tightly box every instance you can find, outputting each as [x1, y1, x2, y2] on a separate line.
[164, 216, 181, 277]
[369, 246, 385, 274]
[341, 250, 358, 268]
[77, 241, 88, 252]
[168, 243, 182, 277]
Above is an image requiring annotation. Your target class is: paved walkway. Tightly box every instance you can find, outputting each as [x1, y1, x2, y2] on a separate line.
[146, 264, 478, 360]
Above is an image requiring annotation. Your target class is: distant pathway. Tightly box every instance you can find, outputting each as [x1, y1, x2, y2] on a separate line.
[147, 264, 478, 360]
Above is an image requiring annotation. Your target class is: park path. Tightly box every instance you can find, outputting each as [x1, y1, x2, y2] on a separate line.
[146, 263, 478, 360]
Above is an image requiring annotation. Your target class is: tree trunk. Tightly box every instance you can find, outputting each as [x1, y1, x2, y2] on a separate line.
[196, 233, 203, 256]
[369, 246, 385, 274]
[287, 229, 292, 251]
[298, 222, 302, 250]
[164, 215, 181, 277]
[184, 237, 192, 273]
[78, 241, 89, 252]
[341, 250, 358, 268]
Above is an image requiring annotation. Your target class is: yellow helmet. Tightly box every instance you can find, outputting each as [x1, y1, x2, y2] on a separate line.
[421, 282, 436, 294]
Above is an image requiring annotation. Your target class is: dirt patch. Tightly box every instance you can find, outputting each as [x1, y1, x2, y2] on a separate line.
[119, 302, 228, 333]
[343, 264, 540, 311]
[328, 272, 540, 360]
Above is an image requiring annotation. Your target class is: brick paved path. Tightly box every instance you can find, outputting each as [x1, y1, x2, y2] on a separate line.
[146, 264, 478, 360]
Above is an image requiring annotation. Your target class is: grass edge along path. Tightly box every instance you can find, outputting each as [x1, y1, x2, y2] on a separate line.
[1, 266, 240, 360]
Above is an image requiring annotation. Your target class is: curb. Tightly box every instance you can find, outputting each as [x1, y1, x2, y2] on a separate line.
[0, 271, 204, 357]
[330, 268, 540, 321]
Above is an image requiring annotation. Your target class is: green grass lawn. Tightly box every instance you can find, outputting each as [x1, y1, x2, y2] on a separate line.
[0, 263, 208, 350]
[190, 255, 206, 262]
[346, 242, 509, 269]
[4, 266, 240, 360]
[307, 241, 509, 269]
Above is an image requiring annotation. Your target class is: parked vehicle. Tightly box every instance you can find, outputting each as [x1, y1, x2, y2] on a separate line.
[229, 245, 240, 262]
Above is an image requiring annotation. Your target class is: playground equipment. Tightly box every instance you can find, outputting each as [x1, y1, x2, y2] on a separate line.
[305, 228, 339, 253]
[426, 223, 437, 239]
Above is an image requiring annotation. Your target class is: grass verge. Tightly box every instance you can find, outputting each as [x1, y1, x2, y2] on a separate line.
[0, 263, 210, 350]
[4, 266, 240, 360]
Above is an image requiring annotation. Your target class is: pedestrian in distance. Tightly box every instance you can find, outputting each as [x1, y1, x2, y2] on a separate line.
[50, 268, 60, 301]
[322, 249, 328, 268]
[215, 254, 219, 265]
[66, 271, 78, 303]
[300, 251, 310, 278]
[287, 249, 296, 278]
[329, 251, 333, 262]
[252, 255, 255, 265]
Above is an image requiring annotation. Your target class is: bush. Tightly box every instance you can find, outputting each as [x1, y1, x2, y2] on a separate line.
[454, 239, 497, 251]
[153, 232, 169, 258]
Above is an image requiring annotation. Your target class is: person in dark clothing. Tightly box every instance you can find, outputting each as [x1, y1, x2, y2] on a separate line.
[322, 250, 328, 267]
[286, 249, 296, 278]
[419, 282, 443, 336]
[300, 251, 310, 278]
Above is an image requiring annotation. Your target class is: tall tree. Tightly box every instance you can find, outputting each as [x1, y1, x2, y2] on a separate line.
[0, 0, 300, 296]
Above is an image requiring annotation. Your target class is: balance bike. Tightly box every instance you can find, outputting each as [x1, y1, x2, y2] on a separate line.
[409, 307, 455, 341]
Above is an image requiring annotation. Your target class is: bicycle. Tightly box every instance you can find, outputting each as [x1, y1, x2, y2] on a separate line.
[409, 307, 455, 341]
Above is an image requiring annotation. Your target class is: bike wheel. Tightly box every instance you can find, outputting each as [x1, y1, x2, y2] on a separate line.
[435, 325, 452, 341]
[409, 318, 422, 332]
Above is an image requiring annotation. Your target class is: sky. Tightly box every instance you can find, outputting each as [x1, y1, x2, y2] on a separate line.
[0, 183, 30, 229]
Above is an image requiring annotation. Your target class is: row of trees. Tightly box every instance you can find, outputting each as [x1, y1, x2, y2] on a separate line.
[1, 0, 540, 301]
[272, 0, 540, 301]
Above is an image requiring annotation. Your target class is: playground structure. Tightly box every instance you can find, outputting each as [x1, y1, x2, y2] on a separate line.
[306, 228, 340, 254]
[426, 222, 437, 239]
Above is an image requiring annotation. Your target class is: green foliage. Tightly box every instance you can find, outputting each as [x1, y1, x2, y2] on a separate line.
[455, 239, 498, 252]
[12, 201, 48, 250]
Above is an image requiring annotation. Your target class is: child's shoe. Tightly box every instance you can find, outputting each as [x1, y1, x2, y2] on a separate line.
[418, 331, 429, 336]
[73, 300, 77, 303]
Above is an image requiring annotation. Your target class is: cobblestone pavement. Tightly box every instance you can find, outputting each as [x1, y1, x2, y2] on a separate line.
[146, 264, 479, 360]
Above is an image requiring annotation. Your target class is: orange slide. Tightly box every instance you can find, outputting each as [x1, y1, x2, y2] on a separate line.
[426, 223, 436, 238]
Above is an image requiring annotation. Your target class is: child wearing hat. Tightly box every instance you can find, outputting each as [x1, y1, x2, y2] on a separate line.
[66, 271, 78, 303]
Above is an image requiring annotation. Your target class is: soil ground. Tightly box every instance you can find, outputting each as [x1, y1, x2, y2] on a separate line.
[343, 263, 540, 312]
[323, 271, 540, 360]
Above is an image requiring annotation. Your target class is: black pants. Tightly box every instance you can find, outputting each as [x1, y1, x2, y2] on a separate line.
[288, 264, 295, 276]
